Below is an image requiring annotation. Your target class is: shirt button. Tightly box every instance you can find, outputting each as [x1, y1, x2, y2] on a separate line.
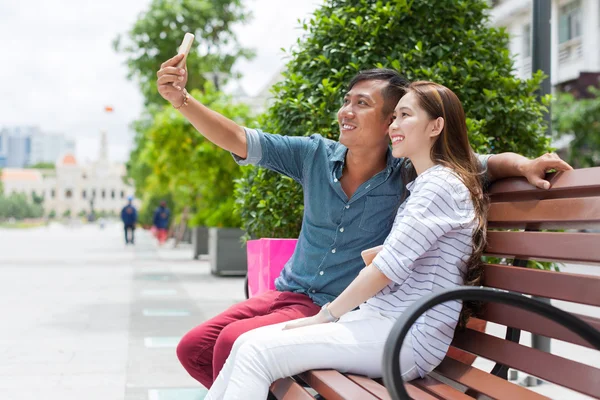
[319, 271, 324, 276]
[334, 178, 338, 182]
[345, 205, 350, 209]
[331, 249, 336, 254]
[339, 227, 344, 232]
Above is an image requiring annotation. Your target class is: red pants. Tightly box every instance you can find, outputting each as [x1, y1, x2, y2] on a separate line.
[156, 228, 168, 244]
[176, 290, 320, 388]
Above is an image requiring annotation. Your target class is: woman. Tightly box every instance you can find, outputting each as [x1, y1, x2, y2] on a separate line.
[205, 81, 488, 399]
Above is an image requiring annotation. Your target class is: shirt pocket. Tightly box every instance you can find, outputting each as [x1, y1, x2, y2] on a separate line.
[358, 195, 401, 233]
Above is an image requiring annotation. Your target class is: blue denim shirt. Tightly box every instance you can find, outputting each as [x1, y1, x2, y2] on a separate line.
[235, 128, 490, 306]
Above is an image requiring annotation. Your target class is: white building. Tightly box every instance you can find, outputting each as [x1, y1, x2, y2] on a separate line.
[1, 133, 134, 217]
[490, 0, 600, 95]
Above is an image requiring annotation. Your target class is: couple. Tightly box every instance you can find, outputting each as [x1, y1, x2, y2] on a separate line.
[157, 53, 571, 399]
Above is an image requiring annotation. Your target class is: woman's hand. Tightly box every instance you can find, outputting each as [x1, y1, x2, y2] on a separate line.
[283, 310, 331, 330]
[157, 53, 189, 106]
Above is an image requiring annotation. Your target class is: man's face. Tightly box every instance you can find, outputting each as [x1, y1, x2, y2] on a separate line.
[337, 80, 392, 151]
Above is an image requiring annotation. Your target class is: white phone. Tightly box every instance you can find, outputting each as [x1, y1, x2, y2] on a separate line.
[175, 32, 195, 69]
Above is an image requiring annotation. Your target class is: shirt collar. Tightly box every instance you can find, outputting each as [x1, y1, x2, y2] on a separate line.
[330, 143, 403, 172]
[406, 164, 445, 191]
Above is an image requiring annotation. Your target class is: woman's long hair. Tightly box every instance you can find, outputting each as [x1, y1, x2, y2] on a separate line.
[406, 81, 489, 327]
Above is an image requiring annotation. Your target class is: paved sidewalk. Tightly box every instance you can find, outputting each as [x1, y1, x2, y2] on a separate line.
[0, 221, 244, 400]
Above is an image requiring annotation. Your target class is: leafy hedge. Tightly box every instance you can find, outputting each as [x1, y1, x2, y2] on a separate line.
[235, 0, 551, 239]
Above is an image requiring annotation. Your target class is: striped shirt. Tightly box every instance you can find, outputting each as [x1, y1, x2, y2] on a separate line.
[363, 164, 476, 378]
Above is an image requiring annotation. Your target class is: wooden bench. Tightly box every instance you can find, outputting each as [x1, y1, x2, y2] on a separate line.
[270, 166, 600, 400]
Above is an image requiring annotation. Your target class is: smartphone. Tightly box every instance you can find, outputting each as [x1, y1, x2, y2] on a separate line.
[175, 32, 195, 69]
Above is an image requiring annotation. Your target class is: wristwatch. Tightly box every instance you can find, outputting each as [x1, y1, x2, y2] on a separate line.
[321, 302, 340, 323]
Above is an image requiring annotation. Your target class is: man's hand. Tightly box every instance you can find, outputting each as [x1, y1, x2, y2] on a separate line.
[518, 152, 573, 189]
[283, 311, 331, 330]
[157, 53, 188, 106]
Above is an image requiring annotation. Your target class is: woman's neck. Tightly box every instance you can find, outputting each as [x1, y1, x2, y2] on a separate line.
[411, 152, 437, 176]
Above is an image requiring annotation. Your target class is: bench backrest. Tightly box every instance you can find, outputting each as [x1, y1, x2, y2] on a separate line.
[447, 167, 600, 399]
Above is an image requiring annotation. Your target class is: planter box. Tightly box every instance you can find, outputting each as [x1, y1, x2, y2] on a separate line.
[246, 238, 298, 297]
[209, 228, 247, 276]
[192, 226, 209, 259]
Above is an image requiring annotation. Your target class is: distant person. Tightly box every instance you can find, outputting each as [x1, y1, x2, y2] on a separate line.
[153, 201, 171, 245]
[121, 197, 138, 245]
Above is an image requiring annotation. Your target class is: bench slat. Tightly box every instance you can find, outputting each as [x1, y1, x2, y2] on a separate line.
[488, 196, 600, 229]
[345, 374, 391, 400]
[271, 378, 314, 399]
[434, 357, 551, 400]
[482, 264, 600, 306]
[452, 329, 600, 398]
[488, 167, 600, 202]
[298, 370, 379, 400]
[404, 383, 443, 400]
[482, 303, 600, 348]
[411, 376, 473, 400]
[485, 231, 600, 264]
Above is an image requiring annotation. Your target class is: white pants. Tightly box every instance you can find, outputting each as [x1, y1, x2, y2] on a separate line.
[205, 308, 420, 400]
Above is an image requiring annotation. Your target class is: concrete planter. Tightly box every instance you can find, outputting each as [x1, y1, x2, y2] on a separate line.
[192, 226, 209, 259]
[209, 228, 247, 276]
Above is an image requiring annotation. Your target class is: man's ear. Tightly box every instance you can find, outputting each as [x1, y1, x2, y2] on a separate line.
[429, 117, 444, 138]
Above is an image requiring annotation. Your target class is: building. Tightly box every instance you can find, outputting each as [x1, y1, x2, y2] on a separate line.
[0, 126, 75, 168]
[1, 132, 134, 217]
[490, 0, 600, 95]
[30, 132, 76, 166]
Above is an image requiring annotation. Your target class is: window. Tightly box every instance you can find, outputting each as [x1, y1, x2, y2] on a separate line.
[559, 1, 582, 43]
[111, 190, 115, 199]
[120, 190, 125, 199]
[82, 190, 87, 199]
[101, 190, 106, 199]
[92, 189, 96, 198]
[522, 23, 531, 58]
[65, 189, 72, 199]
[51, 189, 55, 198]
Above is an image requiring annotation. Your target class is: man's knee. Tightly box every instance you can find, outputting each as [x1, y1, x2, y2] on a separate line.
[176, 326, 214, 368]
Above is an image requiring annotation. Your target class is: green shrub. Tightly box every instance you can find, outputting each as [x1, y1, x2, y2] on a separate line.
[235, 0, 551, 239]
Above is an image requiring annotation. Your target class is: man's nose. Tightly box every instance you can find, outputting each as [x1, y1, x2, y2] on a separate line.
[341, 106, 355, 118]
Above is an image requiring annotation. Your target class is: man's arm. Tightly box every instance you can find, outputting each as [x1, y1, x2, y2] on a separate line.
[487, 152, 573, 189]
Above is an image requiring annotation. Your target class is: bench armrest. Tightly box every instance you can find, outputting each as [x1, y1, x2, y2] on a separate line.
[382, 286, 600, 400]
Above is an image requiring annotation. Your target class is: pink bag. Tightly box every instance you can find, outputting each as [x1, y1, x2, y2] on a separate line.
[246, 238, 298, 298]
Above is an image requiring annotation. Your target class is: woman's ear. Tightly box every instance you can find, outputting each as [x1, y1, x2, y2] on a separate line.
[429, 117, 444, 138]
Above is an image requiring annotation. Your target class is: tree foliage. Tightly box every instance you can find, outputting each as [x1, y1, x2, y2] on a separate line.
[235, 0, 551, 239]
[134, 83, 255, 228]
[553, 87, 600, 168]
[0, 192, 44, 220]
[114, 0, 254, 106]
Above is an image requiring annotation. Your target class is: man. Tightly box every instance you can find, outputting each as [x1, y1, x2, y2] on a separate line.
[157, 53, 572, 388]
[153, 201, 171, 245]
[120, 196, 137, 245]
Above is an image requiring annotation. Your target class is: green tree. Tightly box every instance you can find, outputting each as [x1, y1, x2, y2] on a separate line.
[553, 87, 600, 168]
[28, 162, 55, 169]
[114, 0, 254, 107]
[0, 192, 43, 220]
[235, 0, 551, 239]
[135, 83, 255, 228]
[118, 0, 255, 227]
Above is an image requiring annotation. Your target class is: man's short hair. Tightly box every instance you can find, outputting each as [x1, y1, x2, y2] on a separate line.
[348, 69, 409, 116]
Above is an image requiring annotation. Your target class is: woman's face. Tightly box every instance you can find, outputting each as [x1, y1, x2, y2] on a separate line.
[388, 91, 437, 159]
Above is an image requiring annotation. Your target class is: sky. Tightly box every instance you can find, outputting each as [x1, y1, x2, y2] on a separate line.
[0, 0, 321, 164]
